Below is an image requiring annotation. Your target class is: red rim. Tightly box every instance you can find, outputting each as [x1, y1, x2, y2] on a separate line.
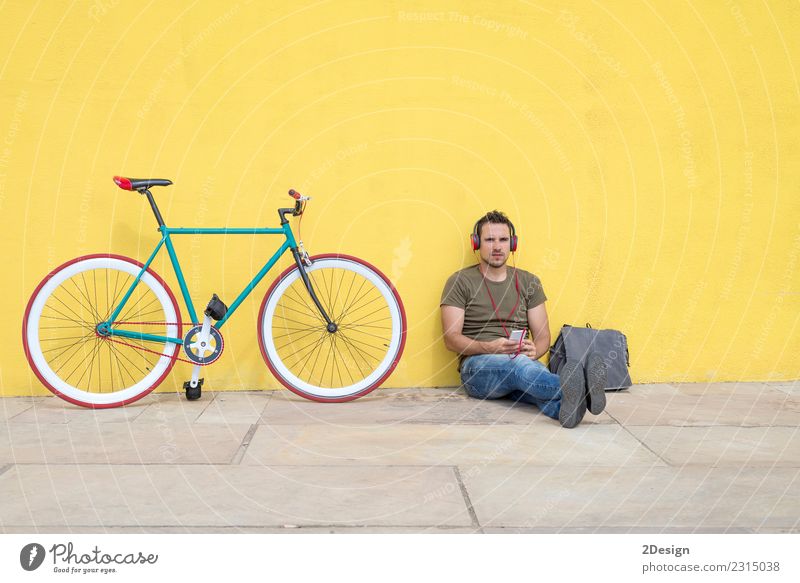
[257, 253, 407, 402]
[22, 254, 182, 409]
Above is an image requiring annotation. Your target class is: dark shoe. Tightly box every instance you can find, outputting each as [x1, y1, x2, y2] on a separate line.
[558, 362, 587, 428]
[586, 353, 607, 415]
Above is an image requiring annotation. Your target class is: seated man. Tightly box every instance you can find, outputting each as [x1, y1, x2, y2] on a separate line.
[440, 210, 606, 428]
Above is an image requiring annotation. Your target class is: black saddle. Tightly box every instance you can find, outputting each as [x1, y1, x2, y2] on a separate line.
[113, 176, 173, 191]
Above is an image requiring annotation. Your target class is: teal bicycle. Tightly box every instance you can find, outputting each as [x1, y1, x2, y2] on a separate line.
[22, 177, 407, 408]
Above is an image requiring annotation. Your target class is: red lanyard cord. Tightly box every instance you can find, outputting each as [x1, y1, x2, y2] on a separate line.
[480, 265, 523, 356]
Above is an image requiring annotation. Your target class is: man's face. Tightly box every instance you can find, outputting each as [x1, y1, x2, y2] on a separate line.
[478, 222, 511, 268]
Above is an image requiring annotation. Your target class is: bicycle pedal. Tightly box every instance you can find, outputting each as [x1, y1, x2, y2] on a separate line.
[183, 378, 204, 401]
[204, 294, 228, 321]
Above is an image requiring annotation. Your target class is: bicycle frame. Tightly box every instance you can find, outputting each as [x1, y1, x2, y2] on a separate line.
[99, 200, 310, 347]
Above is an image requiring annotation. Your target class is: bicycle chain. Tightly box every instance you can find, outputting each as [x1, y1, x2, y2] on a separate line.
[106, 321, 215, 366]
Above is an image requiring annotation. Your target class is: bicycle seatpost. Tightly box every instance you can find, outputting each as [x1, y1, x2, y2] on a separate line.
[141, 189, 166, 227]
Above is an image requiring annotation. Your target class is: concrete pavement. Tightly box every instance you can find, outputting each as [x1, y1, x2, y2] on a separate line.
[1, 382, 798, 533]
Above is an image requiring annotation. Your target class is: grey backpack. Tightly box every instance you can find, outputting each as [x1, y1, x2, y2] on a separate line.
[548, 324, 632, 390]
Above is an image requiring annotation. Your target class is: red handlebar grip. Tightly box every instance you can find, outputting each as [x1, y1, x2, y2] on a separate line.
[288, 189, 301, 200]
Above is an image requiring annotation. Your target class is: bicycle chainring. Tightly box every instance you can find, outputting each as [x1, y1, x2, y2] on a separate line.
[183, 325, 224, 365]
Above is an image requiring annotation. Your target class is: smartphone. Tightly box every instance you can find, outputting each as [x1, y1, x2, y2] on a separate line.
[508, 329, 526, 343]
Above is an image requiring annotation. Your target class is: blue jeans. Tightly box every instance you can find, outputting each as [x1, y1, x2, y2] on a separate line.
[460, 354, 562, 419]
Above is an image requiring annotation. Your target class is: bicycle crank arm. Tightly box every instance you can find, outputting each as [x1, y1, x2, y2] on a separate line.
[189, 364, 202, 388]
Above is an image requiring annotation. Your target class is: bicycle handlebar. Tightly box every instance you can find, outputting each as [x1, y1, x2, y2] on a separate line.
[278, 189, 310, 223]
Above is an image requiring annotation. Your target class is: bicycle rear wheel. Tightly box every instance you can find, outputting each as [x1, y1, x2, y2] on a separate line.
[258, 254, 406, 401]
[22, 254, 181, 408]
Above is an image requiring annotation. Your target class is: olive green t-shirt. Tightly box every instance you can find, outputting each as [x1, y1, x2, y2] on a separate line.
[440, 266, 547, 367]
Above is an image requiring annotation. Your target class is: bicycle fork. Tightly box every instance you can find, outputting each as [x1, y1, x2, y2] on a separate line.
[290, 247, 338, 333]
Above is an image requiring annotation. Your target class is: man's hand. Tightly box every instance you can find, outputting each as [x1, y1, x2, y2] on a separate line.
[518, 339, 539, 359]
[484, 337, 521, 355]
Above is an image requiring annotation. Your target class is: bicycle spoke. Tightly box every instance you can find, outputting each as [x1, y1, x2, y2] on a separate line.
[49, 290, 95, 326]
[104, 270, 130, 321]
[335, 327, 391, 342]
[106, 341, 114, 393]
[270, 309, 325, 329]
[92, 268, 99, 325]
[82, 337, 103, 392]
[107, 342, 142, 386]
[308, 271, 333, 317]
[272, 324, 324, 336]
[42, 294, 94, 326]
[336, 329, 384, 361]
[334, 270, 358, 322]
[308, 334, 330, 384]
[339, 321, 391, 331]
[338, 292, 383, 323]
[335, 330, 371, 378]
[272, 301, 327, 325]
[340, 303, 388, 328]
[68, 277, 103, 324]
[48, 331, 97, 365]
[39, 322, 96, 330]
[65, 339, 102, 386]
[314, 268, 335, 317]
[329, 268, 346, 322]
[273, 327, 326, 346]
[284, 285, 326, 324]
[290, 333, 331, 381]
[114, 342, 134, 389]
[331, 334, 348, 387]
[283, 330, 330, 366]
[107, 341, 153, 376]
[336, 277, 368, 322]
[319, 335, 335, 388]
[40, 334, 99, 344]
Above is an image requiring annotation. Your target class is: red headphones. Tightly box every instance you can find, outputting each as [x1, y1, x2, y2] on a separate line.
[471, 217, 518, 252]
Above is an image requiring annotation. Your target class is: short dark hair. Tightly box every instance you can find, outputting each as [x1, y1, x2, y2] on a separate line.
[475, 210, 513, 239]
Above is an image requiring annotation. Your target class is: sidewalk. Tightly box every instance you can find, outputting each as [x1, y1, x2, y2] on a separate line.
[0, 383, 798, 533]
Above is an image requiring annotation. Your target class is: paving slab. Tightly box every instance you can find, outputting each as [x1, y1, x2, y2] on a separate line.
[672, 382, 788, 396]
[0, 397, 44, 421]
[606, 384, 800, 427]
[261, 387, 614, 426]
[771, 381, 800, 396]
[195, 392, 272, 425]
[463, 465, 800, 530]
[242, 423, 663, 467]
[0, 464, 471, 529]
[133, 393, 214, 424]
[626, 426, 800, 466]
[9, 399, 146, 424]
[0, 422, 250, 464]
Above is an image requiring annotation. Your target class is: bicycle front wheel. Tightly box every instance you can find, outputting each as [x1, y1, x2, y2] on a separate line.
[22, 254, 181, 408]
[258, 254, 406, 401]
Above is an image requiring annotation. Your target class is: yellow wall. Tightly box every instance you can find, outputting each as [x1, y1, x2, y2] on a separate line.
[1, 0, 798, 396]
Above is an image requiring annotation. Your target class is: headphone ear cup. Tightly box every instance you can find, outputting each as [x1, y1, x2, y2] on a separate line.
[471, 233, 480, 250]
[510, 236, 518, 252]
